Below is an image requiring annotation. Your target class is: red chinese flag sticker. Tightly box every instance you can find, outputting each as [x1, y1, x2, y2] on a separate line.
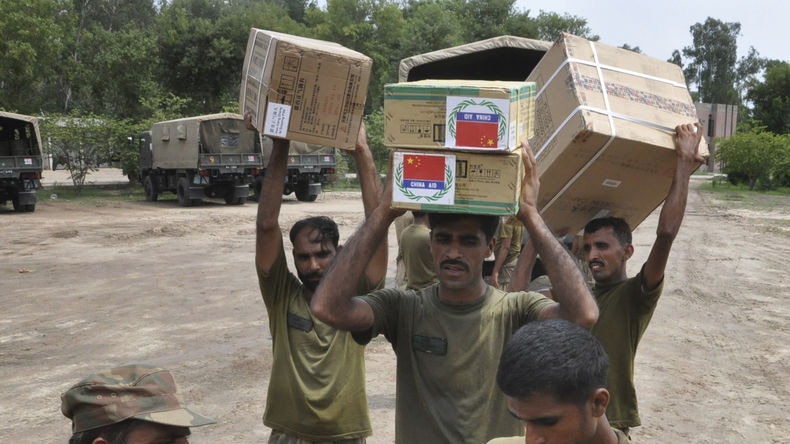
[402, 153, 446, 189]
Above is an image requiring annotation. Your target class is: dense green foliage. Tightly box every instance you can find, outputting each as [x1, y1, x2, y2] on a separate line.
[715, 128, 790, 190]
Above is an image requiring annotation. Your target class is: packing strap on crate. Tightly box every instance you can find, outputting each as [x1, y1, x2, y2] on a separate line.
[536, 40, 688, 214]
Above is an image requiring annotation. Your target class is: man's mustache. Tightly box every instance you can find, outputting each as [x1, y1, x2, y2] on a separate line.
[440, 259, 469, 272]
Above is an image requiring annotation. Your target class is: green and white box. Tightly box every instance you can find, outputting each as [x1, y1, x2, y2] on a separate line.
[391, 149, 524, 215]
[384, 79, 536, 151]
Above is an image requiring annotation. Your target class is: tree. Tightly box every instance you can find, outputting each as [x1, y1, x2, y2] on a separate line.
[681, 17, 741, 104]
[399, 1, 463, 63]
[748, 61, 790, 134]
[0, 0, 68, 114]
[449, 0, 515, 42]
[715, 127, 783, 190]
[619, 44, 641, 54]
[532, 10, 597, 42]
[41, 113, 117, 192]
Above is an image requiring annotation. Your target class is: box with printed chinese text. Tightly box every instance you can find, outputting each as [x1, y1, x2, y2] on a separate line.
[239, 28, 371, 150]
[390, 148, 523, 216]
[527, 33, 709, 234]
[384, 80, 536, 151]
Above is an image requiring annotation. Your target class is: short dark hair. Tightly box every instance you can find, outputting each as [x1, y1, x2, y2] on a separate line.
[496, 319, 609, 406]
[289, 216, 340, 248]
[583, 217, 632, 246]
[428, 213, 500, 242]
[69, 418, 137, 444]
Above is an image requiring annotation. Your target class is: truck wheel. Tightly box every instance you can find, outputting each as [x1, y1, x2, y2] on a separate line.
[24, 204, 35, 212]
[144, 176, 158, 202]
[177, 177, 193, 207]
[251, 176, 264, 202]
[295, 183, 318, 202]
[224, 190, 245, 205]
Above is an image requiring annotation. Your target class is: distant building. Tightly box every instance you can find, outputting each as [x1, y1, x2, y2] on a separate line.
[695, 103, 738, 172]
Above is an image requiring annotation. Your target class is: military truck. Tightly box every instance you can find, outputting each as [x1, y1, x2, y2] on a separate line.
[0, 111, 44, 212]
[139, 113, 262, 206]
[251, 138, 337, 202]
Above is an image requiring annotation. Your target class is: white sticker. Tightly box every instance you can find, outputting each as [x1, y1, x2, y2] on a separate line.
[392, 151, 456, 206]
[263, 102, 291, 138]
[601, 179, 621, 188]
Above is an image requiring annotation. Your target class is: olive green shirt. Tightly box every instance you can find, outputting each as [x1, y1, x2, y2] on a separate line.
[590, 268, 663, 429]
[354, 284, 552, 444]
[399, 223, 436, 290]
[258, 249, 373, 441]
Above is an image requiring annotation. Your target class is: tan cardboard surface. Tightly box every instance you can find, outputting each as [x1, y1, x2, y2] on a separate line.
[526, 33, 708, 233]
[384, 80, 535, 151]
[239, 28, 371, 150]
[391, 148, 523, 216]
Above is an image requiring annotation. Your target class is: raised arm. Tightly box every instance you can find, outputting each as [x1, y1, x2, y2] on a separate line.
[489, 227, 511, 289]
[350, 122, 387, 286]
[642, 122, 705, 290]
[508, 235, 537, 292]
[514, 142, 597, 328]
[251, 112, 290, 275]
[311, 175, 404, 331]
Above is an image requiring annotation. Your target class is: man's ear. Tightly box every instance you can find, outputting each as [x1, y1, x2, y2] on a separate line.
[590, 388, 610, 418]
[487, 237, 496, 256]
[623, 243, 635, 261]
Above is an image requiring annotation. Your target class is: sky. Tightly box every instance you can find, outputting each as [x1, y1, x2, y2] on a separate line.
[514, 0, 787, 63]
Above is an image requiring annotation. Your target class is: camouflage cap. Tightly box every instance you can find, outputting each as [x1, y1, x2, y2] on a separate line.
[61, 364, 216, 433]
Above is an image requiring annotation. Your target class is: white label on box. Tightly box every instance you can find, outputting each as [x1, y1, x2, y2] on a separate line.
[445, 96, 510, 149]
[601, 179, 622, 188]
[392, 151, 456, 205]
[264, 102, 291, 138]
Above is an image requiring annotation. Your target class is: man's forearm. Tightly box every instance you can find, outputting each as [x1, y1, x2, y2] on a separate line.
[257, 141, 288, 230]
[520, 208, 596, 327]
[312, 204, 394, 330]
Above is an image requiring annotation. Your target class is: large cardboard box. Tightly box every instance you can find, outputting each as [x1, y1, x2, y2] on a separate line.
[391, 149, 523, 215]
[527, 33, 709, 234]
[239, 29, 372, 150]
[384, 80, 536, 151]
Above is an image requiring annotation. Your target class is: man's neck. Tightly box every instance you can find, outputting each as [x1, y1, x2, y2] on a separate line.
[437, 280, 488, 305]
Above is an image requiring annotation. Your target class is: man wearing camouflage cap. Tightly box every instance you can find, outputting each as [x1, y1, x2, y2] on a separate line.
[61, 364, 215, 444]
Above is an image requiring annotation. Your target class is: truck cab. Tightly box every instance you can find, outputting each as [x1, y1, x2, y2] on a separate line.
[0, 111, 44, 212]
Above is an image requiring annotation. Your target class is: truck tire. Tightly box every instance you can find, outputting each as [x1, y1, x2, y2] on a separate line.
[295, 182, 318, 202]
[251, 176, 264, 202]
[10, 198, 33, 212]
[144, 176, 158, 202]
[177, 177, 193, 207]
[224, 189, 245, 205]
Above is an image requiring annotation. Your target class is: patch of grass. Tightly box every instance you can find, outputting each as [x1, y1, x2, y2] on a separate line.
[39, 184, 145, 204]
[699, 180, 790, 211]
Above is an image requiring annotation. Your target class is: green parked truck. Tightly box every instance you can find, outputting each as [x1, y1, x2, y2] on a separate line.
[139, 113, 263, 206]
[0, 111, 44, 212]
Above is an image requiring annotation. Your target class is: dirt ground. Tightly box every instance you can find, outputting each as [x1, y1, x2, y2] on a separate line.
[1, 170, 788, 443]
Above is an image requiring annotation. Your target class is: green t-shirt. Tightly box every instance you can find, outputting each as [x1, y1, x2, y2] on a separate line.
[590, 268, 663, 429]
[494, 220, 524, 265]
[399, 223, 436, 290]
[258, 249, 373, 440]
[355, 284, 553, 444]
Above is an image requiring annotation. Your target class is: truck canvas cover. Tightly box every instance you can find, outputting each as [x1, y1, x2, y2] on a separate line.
[150, 113, 257, 169]
[0, 111, 43, 158]
[398, 35, 551, 82]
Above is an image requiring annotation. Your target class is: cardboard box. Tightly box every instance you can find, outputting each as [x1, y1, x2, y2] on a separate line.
[384, 80, 536, 151]
[526, 33, 709, 234]
[239, 28, 372, 150]
[391, 149, 523, 215]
